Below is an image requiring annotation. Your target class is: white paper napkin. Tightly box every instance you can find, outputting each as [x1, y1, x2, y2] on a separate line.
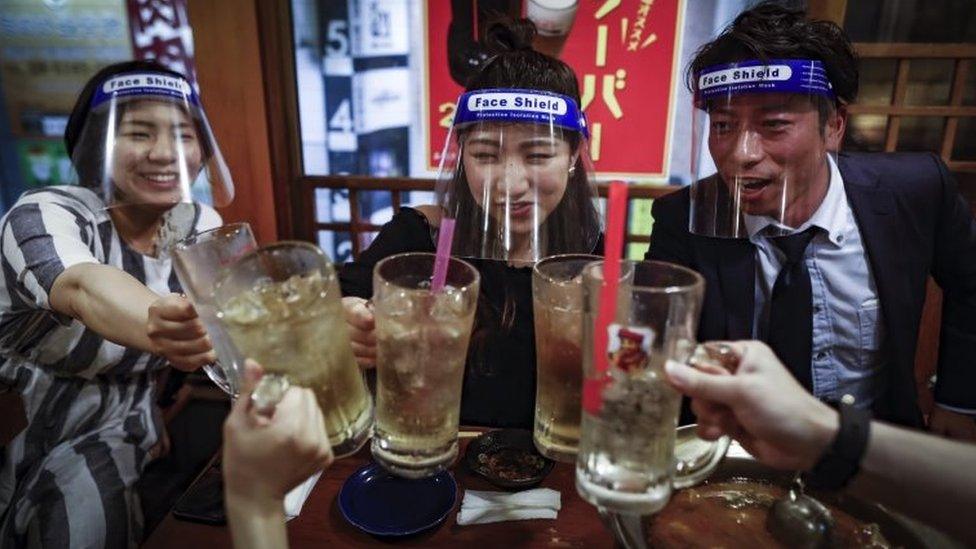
[283, 471, 323, 521]
[456, 488, 561, 526]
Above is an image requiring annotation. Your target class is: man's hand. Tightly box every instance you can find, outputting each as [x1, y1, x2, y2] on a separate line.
[928, 406, 976, 441]
[147, 294, 215, 371]
[665, 341, 839, 471]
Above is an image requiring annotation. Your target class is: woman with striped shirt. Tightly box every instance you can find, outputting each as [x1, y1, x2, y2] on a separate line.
[0, 61, 234, 548]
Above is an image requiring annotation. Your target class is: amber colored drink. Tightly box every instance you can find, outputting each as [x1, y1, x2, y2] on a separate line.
[532, 254, 599, 462]
[371, 253, 479, 478]
[216, 243, 372, 458]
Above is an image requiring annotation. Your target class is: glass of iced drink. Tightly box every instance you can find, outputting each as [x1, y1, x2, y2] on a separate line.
[213, 242, 373, 458]
[576, 260, 729, 515]
[370, 252, 479, 478]
[172, 223, 257, 397]
[531, 253, 600, 462]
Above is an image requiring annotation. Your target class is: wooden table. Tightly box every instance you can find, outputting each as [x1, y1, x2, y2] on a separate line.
[144, 434, 616, 548]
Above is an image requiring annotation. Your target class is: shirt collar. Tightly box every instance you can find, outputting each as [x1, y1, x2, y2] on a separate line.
[743, 154, 848, 246]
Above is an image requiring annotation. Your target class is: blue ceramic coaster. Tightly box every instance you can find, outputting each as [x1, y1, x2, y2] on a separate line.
[338, 462, 457, 537]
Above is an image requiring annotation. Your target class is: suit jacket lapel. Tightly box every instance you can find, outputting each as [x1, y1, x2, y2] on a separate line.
[840, 154, 907, 354]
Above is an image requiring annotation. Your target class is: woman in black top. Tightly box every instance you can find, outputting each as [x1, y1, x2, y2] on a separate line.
[340, 18, 602, 428]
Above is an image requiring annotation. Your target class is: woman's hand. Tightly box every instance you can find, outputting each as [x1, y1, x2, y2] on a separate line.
[222, 361, 333, 549]
[223, 361, 333, 505]
[147, 294, 215, 371]
[342, 297, 376, 369]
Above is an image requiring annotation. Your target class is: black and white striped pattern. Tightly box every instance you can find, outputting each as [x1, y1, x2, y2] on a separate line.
[0, 186, 220, 548]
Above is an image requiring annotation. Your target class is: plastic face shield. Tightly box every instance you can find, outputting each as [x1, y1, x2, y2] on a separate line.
[433, 88, 601, 263]
[69, 71, 234, 210]
[690, 59, 838, 238]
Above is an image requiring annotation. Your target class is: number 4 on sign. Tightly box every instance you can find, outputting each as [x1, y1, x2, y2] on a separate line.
[329, 99, 353, 133]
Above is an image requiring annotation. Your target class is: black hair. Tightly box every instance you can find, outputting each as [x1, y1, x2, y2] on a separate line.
[64, 60, 208, 189]
[466, 18, 581, 104]
[688, 2, 859, 126]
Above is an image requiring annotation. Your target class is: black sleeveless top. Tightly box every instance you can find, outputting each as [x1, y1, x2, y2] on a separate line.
[339, 207, 603, 428]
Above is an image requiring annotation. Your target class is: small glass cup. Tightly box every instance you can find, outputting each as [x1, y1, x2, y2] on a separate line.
[527, 0, 579, 57]
[531, 253, 600, 463]
[213, 242, 373, 458]
[370, 252, 480, 478]
[575, 260, 729, 515]
[172, 223, 257, 397]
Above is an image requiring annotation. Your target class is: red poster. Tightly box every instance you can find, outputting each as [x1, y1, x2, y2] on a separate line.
[425, 0, 684, 181]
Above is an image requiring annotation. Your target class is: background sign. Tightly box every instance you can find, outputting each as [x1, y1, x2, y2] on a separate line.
[0, 0, 132, 137]
[425, 0, 684, 181]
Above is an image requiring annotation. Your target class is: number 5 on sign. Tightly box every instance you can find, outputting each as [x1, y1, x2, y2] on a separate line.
[326, 20, 349, 56]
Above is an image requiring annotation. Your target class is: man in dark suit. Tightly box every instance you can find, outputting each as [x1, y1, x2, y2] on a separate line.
[648, 3, 976, 438]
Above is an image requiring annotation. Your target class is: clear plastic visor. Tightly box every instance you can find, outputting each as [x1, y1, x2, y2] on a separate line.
[433, 89, 601, 263]
[690, 60, 838, 238]
[68, 72, 234, 210]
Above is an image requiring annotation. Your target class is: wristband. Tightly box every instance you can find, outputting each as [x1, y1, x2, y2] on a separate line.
[805, 396, 871, 490]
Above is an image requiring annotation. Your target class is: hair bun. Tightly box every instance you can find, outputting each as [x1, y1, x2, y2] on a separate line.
[484, 17, 537, 54]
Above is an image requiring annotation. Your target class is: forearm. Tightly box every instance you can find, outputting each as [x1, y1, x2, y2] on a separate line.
[225, 495, 288, 549]
[50, 263, 159, 353]
[847, 421, 976, 544]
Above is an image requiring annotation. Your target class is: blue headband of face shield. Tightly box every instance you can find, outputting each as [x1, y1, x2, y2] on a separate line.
[453, 88, 589, 138]
[694, 59, 836, 108]
[90, 71, 199, 109]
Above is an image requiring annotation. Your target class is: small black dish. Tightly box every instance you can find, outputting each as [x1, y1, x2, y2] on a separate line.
[464, 429, 554, 489]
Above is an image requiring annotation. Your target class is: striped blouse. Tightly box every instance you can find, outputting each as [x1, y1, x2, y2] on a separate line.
[0, 186, 221, 378]
[0, 186, 220, 547]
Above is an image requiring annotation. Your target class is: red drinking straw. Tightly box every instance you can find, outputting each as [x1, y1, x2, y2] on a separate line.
[431, 217, 456, 292]
[583, 181, 628, 415]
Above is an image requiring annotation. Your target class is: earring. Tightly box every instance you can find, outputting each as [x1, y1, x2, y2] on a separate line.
[568, 166, 577, 175]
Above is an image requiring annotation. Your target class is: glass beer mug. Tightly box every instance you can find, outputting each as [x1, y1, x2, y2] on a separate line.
[576, 260, 730, 515]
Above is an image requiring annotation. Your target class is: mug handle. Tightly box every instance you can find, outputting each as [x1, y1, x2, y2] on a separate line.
[669, 342, 737, 489]
[250, 373, 290, 417]
[672, 431, 730, 489]
[202, 362, 235, 396]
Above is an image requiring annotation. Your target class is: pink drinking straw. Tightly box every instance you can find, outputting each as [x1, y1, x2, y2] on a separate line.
[583, 181, 628, 415]
[431, 217, 457, 292]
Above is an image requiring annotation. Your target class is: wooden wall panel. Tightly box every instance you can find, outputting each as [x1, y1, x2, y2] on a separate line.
[186, 0, 278, 244]
[807, 0, 848, 25]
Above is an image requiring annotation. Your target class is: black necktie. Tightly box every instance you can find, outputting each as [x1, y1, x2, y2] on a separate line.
[766, 227, 819, 391]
